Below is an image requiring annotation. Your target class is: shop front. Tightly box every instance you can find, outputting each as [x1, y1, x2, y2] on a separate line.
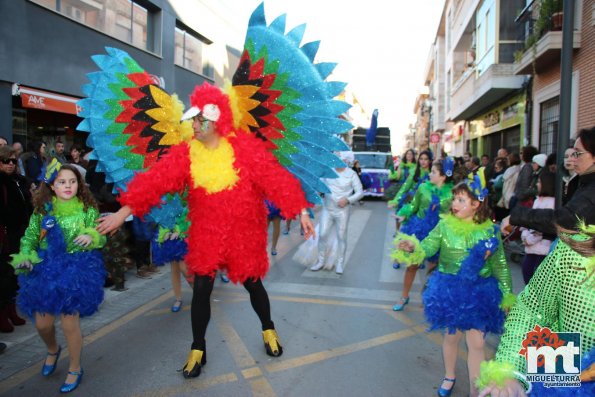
[469, 94, 526, 159]
[11, 84, 85, 156]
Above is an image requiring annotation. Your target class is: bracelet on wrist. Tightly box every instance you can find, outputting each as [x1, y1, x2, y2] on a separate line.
[512, 371, 532, 394]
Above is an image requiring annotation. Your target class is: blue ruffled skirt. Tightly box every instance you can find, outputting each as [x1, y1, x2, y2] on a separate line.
[17, 250, 106, 318]
[422, 271, 505, 335]
[151, 238, 188, 265]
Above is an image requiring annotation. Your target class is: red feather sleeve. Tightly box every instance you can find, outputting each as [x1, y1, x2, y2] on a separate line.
[235, 134, 309, 219]
[118, 143, 191, 218]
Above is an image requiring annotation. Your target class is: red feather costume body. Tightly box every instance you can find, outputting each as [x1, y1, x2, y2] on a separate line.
[119, 133, 308, 283]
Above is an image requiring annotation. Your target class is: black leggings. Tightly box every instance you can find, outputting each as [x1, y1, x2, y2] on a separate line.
[190, 275, 274, 350]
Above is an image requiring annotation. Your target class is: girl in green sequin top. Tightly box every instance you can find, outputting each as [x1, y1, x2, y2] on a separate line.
[390, 159, 455, 312]
[398, 179, 514, 397]
[11, 164, 106, 393]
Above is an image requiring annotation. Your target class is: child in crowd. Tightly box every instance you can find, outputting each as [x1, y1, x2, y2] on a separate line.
[11, 161, 106, 393]
[396, 171, 514, 397]
[519, 170, 556, 284]
[391, 157, 456, 311]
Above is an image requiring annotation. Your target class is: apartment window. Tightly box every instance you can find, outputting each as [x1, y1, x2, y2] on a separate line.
[30, 0, 155, 52]
[475, 0, 496, 75]
[539, 96, 560, 155]
[175, 25, 214, 79]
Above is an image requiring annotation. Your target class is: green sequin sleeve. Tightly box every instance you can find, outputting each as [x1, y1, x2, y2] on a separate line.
[494, 244, 562, 372]
[18, 212, 42, 255]
[487, 233, 513, 295]
[389, 171, 415, 206]
[81, 207, 106, 249]
[397, 183, 422, 218]
[420, 221, 442, 259]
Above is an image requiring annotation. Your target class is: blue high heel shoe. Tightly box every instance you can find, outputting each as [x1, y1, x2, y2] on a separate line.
[42, 345, 61, 376]
[437, 377, 456, 397]
[60, 369, 83, 393]
[392, 297, 409, 311]
[392, 262, 401, 269]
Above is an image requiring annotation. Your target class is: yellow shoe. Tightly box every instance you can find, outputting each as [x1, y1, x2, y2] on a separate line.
[182, 349, 206, 378]
[262, 329, 283, 357]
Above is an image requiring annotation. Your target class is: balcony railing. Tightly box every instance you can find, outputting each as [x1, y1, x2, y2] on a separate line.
[513, 0, 580, 74]
[514, 0, 563, 60]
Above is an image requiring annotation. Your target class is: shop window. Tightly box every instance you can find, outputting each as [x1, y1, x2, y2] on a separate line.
[539, 96, 559, 155]
[175, 24, 214, 79]
[30, 0, 155, 53]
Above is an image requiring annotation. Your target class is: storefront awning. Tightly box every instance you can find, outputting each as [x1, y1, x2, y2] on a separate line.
[19, 86, 80, 115]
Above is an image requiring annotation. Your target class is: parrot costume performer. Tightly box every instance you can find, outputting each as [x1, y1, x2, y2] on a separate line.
[76, 3, 351, 379]
[477, 222, 595, 396]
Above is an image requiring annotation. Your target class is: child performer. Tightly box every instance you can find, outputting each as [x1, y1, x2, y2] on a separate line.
[388, 150, 432, 213]
[477, 222, 595, 397]
[150, 197, 193, 312]
[390, 157, 456, 311]
[396, 171, 515, 397]
[11, 161, 106, 394]
[388, 150, 432, 261]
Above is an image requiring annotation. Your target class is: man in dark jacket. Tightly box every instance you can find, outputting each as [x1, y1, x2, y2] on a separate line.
[502, 127, 595, 236]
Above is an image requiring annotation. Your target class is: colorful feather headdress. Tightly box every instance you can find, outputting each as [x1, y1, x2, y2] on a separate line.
[39, 158, 62, 184]
[466, 168, 488, 201]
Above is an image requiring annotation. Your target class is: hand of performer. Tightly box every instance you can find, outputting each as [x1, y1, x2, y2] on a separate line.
[16, 261, 33, 272]
[300, 210, 315, 240]
[500, 216, 512, 236]
[96, 206, 132, 235]
[478, 379, 527, 397]
[337, 198, 349, 208]
[169, 232, 180, 240]
[398, 240, 414, 252]
[387, 201, 395, 209]
[73, 234, 93, 247]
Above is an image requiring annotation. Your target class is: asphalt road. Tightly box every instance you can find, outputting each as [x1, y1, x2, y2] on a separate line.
[0, 200, 525, 397]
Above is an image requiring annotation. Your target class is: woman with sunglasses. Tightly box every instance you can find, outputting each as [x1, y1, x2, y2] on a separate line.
[0, 146, 32, 332]
[502, 127, 595, 236]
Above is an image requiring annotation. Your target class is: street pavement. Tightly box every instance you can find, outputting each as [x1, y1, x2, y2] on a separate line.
[0, 200, 525, 397]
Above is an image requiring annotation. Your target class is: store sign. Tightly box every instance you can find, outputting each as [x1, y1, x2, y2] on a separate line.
[483, 111, 500, 128]
[20, 86, 80, 115]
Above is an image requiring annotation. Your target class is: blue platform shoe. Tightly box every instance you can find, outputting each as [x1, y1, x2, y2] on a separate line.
[437, 377, 456, 397]
[42, 346, 61, 376]
[60, 369, 83, 393]
[392, 262, 401, 269]
[392, 297, 409, 311]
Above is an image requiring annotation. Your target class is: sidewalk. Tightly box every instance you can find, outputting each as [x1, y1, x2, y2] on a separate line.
[0, 266, 174, 382]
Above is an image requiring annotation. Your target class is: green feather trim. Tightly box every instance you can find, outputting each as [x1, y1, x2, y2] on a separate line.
[475, 360, 516, 390]
[157, 227, 170, 243]
[52, 197, 84, 216]
[391, 234, 425, 266]
[500, 293, 517, 310]
[10, 251, 42, 274]
[80, 227, 103, 248]
[442, 214, 493, 237]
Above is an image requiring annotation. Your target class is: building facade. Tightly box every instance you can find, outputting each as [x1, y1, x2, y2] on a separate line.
[418, 0, 594, 160]
[0, 0, 243, 151]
